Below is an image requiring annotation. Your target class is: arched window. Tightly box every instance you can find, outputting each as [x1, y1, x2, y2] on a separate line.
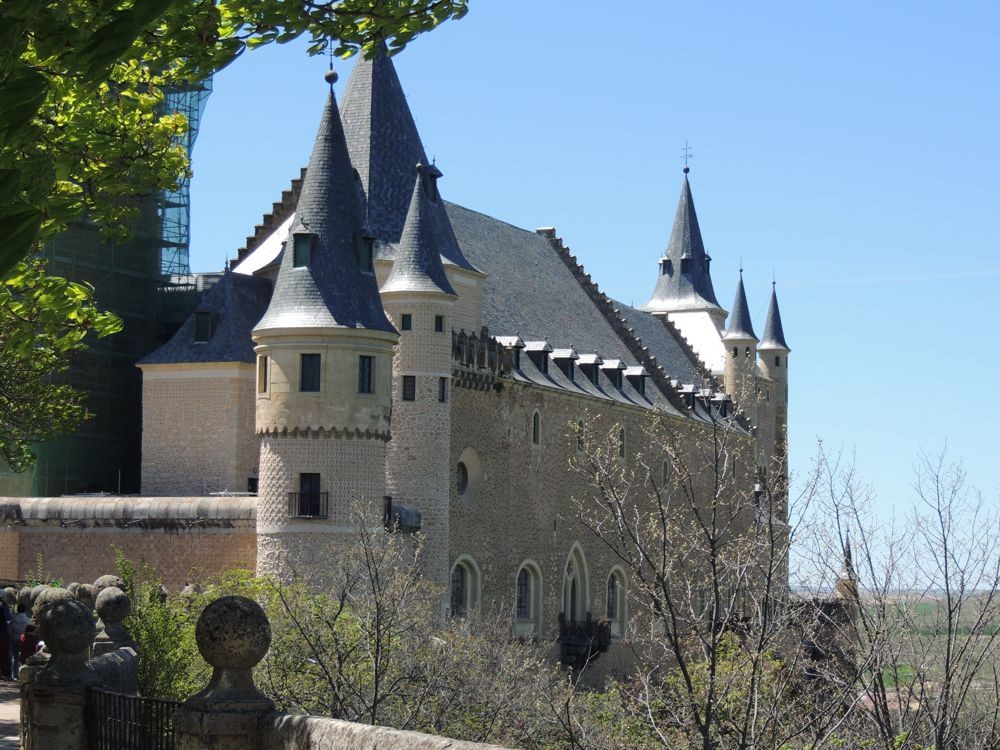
[576, 419, 585, 452]
[450, 566, 467, 618]
[606, 568, 627, 638]
[532, 411, 541, 446]
[514, 561, 543, 636]
[450, 556, 481, 618]
[562, 544, 590, 623]
[618, 428, 626, 460]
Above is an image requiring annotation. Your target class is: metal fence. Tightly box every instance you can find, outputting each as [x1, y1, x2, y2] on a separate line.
[86, 688, 181, 750]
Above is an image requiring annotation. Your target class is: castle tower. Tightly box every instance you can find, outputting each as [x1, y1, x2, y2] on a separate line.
[721, 271, 758, 422]
[757, 283, 790, 508]
[639, 168, 726, 326]
[339, 47, 485, 334]
[380, 164, 458, 593]
[253, 78, 398, 584]
[638, 168, 728, 373]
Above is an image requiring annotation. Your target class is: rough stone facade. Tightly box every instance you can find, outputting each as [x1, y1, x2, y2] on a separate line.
[256, 432, 388, 584]
[0, 498, 256, 589]
[383, 297, 455, 591]
[449, 378, 663, 639]
[140, 364, 258, 495]
[14, 529, 255, 589]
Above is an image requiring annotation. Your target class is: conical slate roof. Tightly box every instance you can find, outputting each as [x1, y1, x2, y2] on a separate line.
[758, 285, 790, 352]
[722, 272, 757, 341]
[382, 164, 457, 296]
[639, 172, 724, 315]
[340, 47, 477, 271]
[254, 89, 394, 334]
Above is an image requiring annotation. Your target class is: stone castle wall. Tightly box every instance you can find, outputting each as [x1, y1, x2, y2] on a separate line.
[140, 364, 258, 495]
[0, 497, 256, 589]
[447, 380, 648, 630]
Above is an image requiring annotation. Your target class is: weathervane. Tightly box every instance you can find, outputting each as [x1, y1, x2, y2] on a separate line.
[324, 35, 338, 87]
[680, 141, 693, 173]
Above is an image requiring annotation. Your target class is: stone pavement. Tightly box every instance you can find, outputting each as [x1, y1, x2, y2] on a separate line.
[0, 680, 19, 750]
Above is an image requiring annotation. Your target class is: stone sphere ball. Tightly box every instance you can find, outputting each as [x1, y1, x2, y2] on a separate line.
[95, 586, 131, 625]
[67, 582, 80, 597]
[30, 584, 48, 604]
[37, 597, 96, 655]
[34, 587, 74, 620]
[93, 575, 125, 599]
[195, 596, 271, 670]
[77, 584, 96, 609]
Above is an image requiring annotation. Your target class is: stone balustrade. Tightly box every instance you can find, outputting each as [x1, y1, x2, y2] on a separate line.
[18, 581, 511, 750]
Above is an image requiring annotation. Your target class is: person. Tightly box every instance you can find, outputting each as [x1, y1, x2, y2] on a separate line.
[0, 596, 11, 680]
[19, 623, 41, 664]
[9, 604, 30, 676]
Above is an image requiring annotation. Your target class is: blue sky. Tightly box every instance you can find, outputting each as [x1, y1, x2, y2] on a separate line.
[188, 0, 1000, 515]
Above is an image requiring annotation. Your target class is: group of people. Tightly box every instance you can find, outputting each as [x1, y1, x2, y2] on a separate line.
[1, 589, 42, 681]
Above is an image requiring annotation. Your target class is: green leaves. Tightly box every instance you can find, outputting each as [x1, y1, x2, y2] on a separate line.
[0, 258, 122, 472]
[0, 0, 469, 274]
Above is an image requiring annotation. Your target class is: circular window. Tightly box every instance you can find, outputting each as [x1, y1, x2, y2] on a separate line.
[456, 447, 482, 504]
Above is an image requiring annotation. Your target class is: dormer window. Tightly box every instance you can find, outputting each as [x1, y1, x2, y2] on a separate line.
[293, 233, 313, 267]
[513, 349, 521, 370]
[609, 370, 622, 389]
[193, 311, 212, 342]
[661, 259, 672, 276]
[527, 350, 549, 374]
[357, 235, 375, 274]
[551, 349, 578, 382]
[680, 257, 691, 273]
[520, 341, 554, 374]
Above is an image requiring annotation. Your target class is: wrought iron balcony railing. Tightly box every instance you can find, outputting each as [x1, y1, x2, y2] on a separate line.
[287, 492, 329, 519]
[557, 612, 611, 669]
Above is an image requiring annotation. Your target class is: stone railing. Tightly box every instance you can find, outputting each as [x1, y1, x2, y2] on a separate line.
[451, 327, 510, 391]
[17, 583, 510, 750]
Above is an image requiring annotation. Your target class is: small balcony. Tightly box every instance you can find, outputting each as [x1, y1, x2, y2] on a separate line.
[287, 492, 329, 519]
[557, 612, 611, 670]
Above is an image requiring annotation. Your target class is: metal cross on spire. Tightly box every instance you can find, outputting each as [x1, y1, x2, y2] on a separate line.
[680, 141, 693, 173]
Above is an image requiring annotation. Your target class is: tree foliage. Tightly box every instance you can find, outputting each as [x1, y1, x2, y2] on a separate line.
[0, 0, 467, 467]
[0, 0, 469, 275]
[0, 258, 122, 472]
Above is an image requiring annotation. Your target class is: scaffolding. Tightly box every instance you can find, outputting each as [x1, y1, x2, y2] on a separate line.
[159, 80, 213, 277]
[0, 78, 215, 497]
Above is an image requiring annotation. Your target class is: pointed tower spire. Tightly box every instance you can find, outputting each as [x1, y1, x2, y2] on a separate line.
[255, 85, 394, 334]
[381, 164, 457, 296]
[722, 270, 758, 342]
[339, 45, 477, 272]
[639, 170, 725, 319]
[758, 283, 790, 352]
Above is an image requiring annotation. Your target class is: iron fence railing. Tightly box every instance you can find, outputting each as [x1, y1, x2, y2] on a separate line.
[86, 688, 180, 750]
[287, 491, 329, 519]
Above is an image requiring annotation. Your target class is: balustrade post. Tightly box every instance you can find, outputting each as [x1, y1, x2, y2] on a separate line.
[173, 596, 273, 750]
[20, 588, 100, 750]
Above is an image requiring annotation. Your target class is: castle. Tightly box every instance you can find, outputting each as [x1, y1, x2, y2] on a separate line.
[1, 50, 789, 661]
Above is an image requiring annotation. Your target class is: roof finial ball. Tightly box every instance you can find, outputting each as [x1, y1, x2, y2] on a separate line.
[324, 69, 339, 86]
[683, 165, 690, 174]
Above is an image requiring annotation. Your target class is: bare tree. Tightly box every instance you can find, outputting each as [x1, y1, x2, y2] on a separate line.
[567, 408, 859, 750]
[797, 444, 1000, 750]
